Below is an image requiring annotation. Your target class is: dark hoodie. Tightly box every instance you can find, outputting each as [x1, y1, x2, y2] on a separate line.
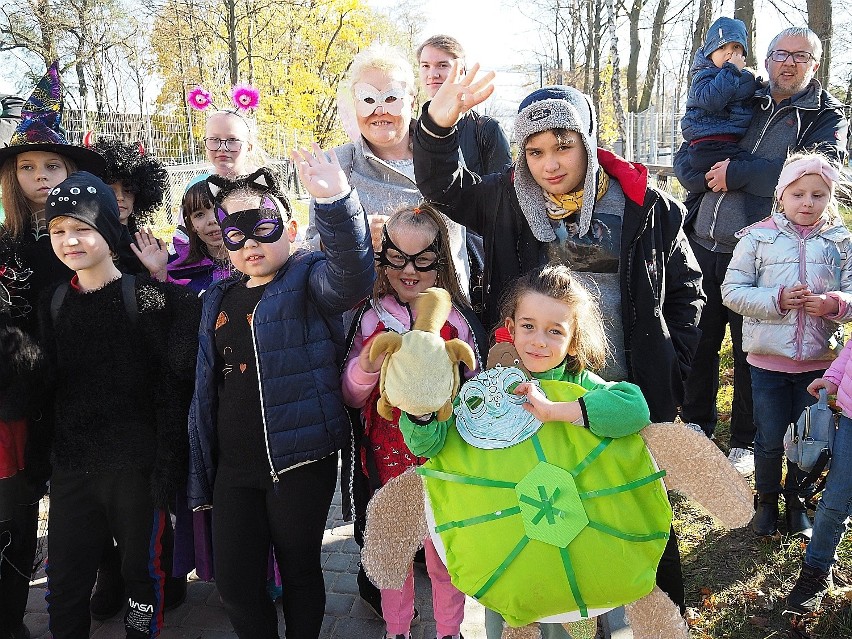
[681, 17, 759, 141]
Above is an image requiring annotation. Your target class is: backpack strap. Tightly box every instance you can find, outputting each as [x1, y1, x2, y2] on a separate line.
[51, 275, 137, 326]
[50, 282, 70, 325]
[121, 274, 138, 326]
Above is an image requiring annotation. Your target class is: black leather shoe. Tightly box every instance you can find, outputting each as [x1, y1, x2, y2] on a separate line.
[751, 493, 779, 536]
[784, 494, 813, 538]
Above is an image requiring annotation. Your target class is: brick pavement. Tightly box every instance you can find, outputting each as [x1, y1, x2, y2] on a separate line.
[22, 477, 633, 638]
[22, 476, 488, 639]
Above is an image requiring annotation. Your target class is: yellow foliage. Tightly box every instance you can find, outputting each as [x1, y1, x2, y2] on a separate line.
[151, 0, 404, 156]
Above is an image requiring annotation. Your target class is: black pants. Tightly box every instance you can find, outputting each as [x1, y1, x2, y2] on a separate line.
[0, 474, 40, 634]
[46, 469, 166, 639]
[212, 454, 338, 639]
[687, 140, 753, 172]
[682, 241, 755, 448]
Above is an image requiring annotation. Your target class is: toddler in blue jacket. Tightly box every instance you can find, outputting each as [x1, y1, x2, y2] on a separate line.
[681, 17, 759, 171]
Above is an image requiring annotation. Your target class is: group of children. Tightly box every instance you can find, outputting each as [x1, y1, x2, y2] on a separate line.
[0, 41, 850, 639]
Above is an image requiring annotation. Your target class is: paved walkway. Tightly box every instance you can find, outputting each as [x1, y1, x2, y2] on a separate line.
[23, 475, 488, 639]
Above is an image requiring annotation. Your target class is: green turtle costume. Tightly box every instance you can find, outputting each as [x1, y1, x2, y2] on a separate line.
[402, 366, 669, 627]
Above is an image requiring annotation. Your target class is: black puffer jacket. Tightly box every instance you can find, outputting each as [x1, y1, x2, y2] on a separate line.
[414, 114, 705, 422]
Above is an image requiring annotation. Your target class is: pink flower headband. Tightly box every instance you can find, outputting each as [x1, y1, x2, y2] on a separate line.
[186, 83, 260, 113]
[775, 156, 840, 200]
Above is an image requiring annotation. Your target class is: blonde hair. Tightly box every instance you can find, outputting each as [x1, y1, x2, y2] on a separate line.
[0, 154, 77, 240]
[347, 44, 416, 93]
[373, 202, 468, 309]
[205, 111, 270, 175]
[498, 264, 609, 373]
[777, 151, 844, 224]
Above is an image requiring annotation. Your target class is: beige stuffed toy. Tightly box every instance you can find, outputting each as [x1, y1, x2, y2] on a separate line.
[362, 340, 755, 639]
[369, 287, 476, 421]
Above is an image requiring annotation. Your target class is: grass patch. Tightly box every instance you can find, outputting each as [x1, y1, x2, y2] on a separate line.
[677, 330, 852, 637]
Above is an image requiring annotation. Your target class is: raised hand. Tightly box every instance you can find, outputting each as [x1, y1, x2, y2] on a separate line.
[132, 227, 168, 281]
[428, 60, 496, 129]
[291, 143, 350, 199]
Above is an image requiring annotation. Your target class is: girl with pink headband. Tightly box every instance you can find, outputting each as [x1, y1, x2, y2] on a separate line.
[721, 152, 852, 541]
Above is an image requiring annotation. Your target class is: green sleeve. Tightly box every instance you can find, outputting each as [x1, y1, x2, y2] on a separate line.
[571, 370, 650, 438]
[398, 402, 457, 457]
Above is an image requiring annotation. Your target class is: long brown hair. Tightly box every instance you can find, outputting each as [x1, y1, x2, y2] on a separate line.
[180, 179, 215, 264]
[498, 264, 608, 373]
[373, 202, 469, 309]
[0, 154, 78, 240]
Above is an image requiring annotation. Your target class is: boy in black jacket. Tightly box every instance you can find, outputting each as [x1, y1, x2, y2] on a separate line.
[40, 172, 200, 638]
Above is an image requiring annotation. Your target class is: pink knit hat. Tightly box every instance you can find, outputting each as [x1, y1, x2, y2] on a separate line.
[775, 155, 840, 201]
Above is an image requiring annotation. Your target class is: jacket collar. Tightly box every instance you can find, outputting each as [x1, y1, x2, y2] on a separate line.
[597, 148, 647, 206]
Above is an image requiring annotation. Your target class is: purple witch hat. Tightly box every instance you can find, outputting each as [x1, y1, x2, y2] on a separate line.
[0, 62, 105, 175]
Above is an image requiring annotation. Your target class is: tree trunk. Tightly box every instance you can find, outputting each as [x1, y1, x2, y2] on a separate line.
[734, 0, 756, 68]
[608, 0, 626, 141]
[224, 0, 239, 85]
[807, 0, 832, 89]
[626, 0, 642, 112]
[638, 0, 668, 111]
[690, 0, 713, 63]
[591, 0, 602, 114]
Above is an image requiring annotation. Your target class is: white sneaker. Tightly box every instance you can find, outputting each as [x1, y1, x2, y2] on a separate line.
[728, 447, 755, 476]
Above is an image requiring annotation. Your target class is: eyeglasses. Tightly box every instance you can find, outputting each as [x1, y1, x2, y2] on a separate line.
[203, 137, 244, 152]
[769, 50, 816, 64]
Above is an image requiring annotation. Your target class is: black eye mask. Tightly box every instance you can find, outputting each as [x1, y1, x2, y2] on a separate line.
[375, 226, 443, 272]
[216, 195, 285, 250]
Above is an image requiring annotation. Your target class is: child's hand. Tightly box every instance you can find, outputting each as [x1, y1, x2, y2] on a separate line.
[802, 293, 839, 317]
[780, 283, 811, 311]
[807, 378, 838, 398]
[428, 60, 496, 129]
[729, 51, 747, 71]
[132, 228, 168, 281]
[358, 338, 386, 374]
[368, 214, 389, 253]
[291, 143, 350, 199]
[513, 381, 582, 424]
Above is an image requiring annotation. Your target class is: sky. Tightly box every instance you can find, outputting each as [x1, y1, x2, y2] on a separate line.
[0, 1, 824, 112]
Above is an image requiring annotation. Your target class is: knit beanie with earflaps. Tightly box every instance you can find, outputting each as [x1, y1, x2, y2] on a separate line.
[513, 86, 598, 242]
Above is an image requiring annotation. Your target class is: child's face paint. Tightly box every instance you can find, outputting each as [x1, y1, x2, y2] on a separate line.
[49, 216, 112, 272]
[382, 225, 439, 304]
[221, 194, 297, 287]
[779, 173, 831, 226]
[189, 204, 223, 251]
[505, 292, 577, 374]
[15, 151, 69, 207]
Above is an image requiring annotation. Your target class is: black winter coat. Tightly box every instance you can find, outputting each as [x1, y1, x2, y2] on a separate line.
[414, 115, 705, 422]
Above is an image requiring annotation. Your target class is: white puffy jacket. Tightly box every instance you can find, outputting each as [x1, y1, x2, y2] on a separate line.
[722, 211, 852, 362]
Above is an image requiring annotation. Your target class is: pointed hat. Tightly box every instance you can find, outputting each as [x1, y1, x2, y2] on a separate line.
[0, 62, 105, 175]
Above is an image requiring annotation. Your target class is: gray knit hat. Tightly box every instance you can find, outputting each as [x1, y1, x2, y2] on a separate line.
[513, 86, 598, 242]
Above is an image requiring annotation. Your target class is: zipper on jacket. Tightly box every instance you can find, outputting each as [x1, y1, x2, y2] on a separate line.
[248, 298, 280, 482]
[796, 235, 807, 360]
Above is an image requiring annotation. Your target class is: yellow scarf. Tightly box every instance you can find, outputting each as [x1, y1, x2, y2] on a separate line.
[544, 169, 610, 220]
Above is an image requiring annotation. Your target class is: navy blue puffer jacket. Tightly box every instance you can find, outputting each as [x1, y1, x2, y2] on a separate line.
[187, 190, 374, 509]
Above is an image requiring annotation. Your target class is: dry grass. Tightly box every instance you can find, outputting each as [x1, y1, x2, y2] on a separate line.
[675, 331, 852, 638]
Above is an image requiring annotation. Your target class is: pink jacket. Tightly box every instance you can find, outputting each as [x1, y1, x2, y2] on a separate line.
[341, 295, 479, 408]
[824, 339, 852, 417]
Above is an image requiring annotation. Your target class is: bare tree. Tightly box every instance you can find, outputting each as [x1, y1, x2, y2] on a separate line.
[734, 0, 756, 68]
[807, 0, 832, 88]
[608, 0, 626, 140]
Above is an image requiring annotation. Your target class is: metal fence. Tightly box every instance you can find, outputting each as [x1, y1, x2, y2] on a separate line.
[625, 106, 684, 167]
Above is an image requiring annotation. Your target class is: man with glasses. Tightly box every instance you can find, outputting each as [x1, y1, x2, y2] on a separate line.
[674, 28, 847, 489]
